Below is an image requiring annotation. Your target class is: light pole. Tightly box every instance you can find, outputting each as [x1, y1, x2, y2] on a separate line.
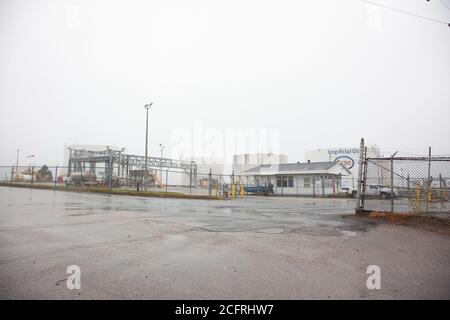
[27, 154, 35, 167]
[159, 144, 165, 179]
[144, 103, 153, 189]
[16, 149, 20, 173]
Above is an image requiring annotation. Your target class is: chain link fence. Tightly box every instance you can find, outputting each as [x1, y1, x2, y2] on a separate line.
[0, 165, 260, 198]
[0, 164, 360, 199]
[357, 142, 450, 217]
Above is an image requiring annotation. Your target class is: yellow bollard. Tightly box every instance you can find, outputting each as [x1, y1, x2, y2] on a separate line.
[415, 185, 421, 205]
[240, 184, 244, 197]
[232, 184, 236, 198]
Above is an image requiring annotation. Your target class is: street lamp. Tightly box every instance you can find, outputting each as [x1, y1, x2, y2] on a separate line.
[16, 149, 20, 173]
[27, 154, 35, 167]
[159, 144, 165, 179]
[144, 103, 153, 190]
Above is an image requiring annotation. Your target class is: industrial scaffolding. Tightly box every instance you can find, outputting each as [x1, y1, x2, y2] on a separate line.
[67, 147, 197, 188]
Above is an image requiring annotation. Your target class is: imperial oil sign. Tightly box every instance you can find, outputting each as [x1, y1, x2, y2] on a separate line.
[304, 147, 364, 190]
[327, 148, 359, 172]
[305, 147, 380, 178]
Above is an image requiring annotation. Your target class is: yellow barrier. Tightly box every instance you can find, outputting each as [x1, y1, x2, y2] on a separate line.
[415, 185, 421, 204]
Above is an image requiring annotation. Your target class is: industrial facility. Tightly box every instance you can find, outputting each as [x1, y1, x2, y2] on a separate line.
[243, 161, 352, 196]
[66, 146, 197, 189]
[5, 142, 388, 199]
[305, 146, 380, 190]
[6, 146, 365, 198]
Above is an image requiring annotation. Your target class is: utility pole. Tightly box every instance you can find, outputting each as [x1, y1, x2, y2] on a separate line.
[356, 138, 365, 213]
[144, 103, 153, 190]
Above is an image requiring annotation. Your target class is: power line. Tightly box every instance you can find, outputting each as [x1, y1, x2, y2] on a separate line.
[359, 0, 449, 26]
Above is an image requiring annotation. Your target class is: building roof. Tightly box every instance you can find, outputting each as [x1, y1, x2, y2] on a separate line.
[243, 161, 352, 176]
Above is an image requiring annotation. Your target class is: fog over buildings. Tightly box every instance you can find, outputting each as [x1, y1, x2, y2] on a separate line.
[1, 0, 449, 167]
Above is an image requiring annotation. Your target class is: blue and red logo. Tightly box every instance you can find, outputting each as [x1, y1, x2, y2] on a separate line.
[334, 156, 355, 170]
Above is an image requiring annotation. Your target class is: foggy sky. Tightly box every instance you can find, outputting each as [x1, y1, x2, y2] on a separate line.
[1, 0, 449, 167]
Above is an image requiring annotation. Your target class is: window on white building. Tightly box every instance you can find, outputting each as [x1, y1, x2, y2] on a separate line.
[277, 176, 294, 188]
[277, 176, 282, 187]
[304, 177, 311, 188]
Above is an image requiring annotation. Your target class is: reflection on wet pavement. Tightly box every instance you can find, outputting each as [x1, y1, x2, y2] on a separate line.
[0, 186, 367, 237]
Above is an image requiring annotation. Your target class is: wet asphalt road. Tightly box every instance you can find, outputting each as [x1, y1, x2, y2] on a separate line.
[0, 186, 449, 299]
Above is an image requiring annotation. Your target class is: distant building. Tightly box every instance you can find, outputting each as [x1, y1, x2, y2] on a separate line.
[180, 157, 225, 186]
[233, 153, 288, 175]
[243, 161, 352, 196]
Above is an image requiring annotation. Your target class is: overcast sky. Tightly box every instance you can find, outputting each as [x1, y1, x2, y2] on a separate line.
[0, 0, 449, 167]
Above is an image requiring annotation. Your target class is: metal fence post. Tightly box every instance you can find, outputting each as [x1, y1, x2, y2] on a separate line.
[231, 171, 235, 198]
[426, 147, 431, 213]
[321, 176, 325, 197]
[189, 168, 192, 195]
[391, 157, 394, 213]
[208, 168, 212, 197]
[108, 152, 113, 189]
[68, 158, 72, 177]
[10, 166, 14, 185]
[313, 177, 315, 197]
[165, 169, 168, 193]
[55, 166, 58, 187]
[356, 138, 365, 213]
[31, 166, 35, 185]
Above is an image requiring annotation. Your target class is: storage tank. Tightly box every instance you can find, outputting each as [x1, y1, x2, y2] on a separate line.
[69, 171, 97, 186]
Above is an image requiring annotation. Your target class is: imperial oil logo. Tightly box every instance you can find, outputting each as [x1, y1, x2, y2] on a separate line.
[334, 156, 355, 170]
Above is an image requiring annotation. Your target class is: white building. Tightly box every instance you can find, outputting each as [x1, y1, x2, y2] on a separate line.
[233, 153, 288, 175]
[243, 161, 352, 196]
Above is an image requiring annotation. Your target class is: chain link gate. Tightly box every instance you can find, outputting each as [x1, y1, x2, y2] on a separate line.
[356, 139, 450, 217]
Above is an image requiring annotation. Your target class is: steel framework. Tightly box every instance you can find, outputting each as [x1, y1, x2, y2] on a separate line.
[68, 147, 197, 188]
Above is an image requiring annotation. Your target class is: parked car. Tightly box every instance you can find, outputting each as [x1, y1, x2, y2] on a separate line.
[244, 184, 274, 196]
[365, 185, 398, 198]
[340, 187, 357, 197]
